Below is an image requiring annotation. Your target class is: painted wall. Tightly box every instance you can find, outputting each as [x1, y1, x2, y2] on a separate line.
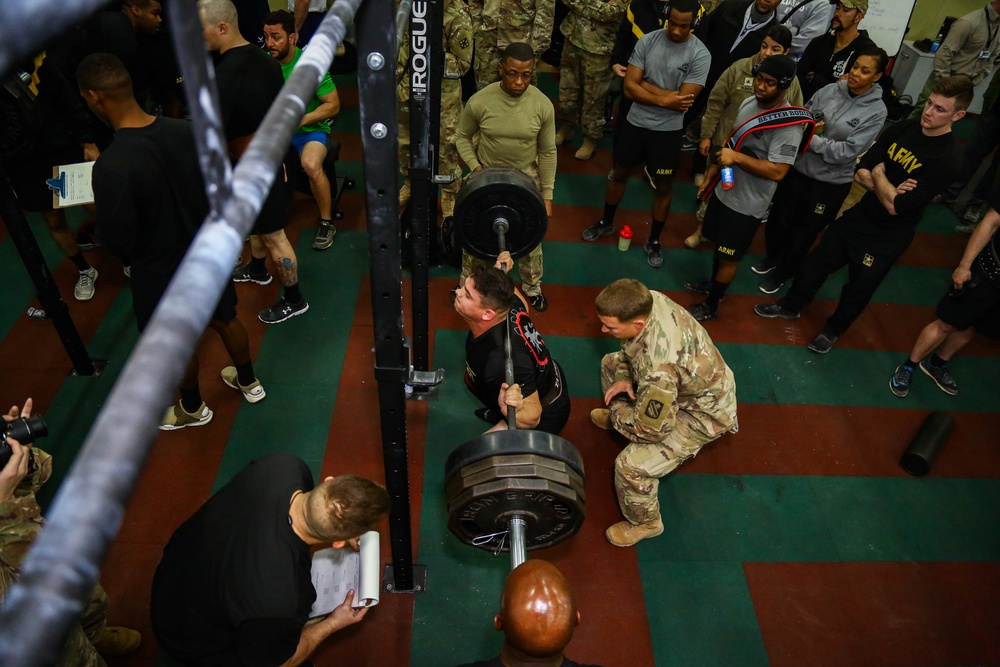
[895, 0, 986, 43]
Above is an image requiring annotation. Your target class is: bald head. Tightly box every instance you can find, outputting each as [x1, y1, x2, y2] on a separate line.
[198, 0, 243, 51]
[495, 560, 580, 660]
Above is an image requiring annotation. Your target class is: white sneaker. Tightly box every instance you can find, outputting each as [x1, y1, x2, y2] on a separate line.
[74, 267, 98, 301]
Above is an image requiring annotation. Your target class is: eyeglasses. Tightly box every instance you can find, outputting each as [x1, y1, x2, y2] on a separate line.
[501, 70, 535, 81]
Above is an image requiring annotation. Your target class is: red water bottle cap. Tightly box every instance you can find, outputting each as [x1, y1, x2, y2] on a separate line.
[620, 225, 633, 239]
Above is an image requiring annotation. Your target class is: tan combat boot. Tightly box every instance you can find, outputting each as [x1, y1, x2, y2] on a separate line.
[590, 408, 612, 430]
[684, 223, 705, 249]
[554, 123, 574, 146]
[605, 518, 664, 547]
[93, 626, 141, 657]
[575, 137, 598, 160]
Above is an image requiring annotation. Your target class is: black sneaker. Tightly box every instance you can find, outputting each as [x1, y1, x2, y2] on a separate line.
[753, 302, 800, 320]
[680, 137, 699, 152]
[919, 359, 958, 395]
[687, 301, 718, 322]
[955, 222, 977, 236]
[644, 242, 663, 268]
[312, 221, 336, 250]
[751, 257, 777, 275]
[684, 278, 712, 295]
[233, 264, 273, 285]
[528, 293, 548, 312]
[889, 365, 913, 397]
[259, 298, 309, 324]
[475, 407, 500, 424]
[961, 201, 986, 224]
[807, 331, 838, 354]
[758, 275, 785, 294]
[582, 221, 615, 241]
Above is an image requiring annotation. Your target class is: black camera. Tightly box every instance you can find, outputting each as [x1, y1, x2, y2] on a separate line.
[0, 415, 48, 469]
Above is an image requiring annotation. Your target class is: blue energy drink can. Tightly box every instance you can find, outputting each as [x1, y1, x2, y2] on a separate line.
[720, 166, 734, 190]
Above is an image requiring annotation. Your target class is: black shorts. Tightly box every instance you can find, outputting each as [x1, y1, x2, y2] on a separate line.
[132, 271, 239, 332]
[935, 268, 1000, 339]
[252, 162, 293, 235]
[702, 195, 760, 261]
[4, 144, 83, 212]
[612, 119, 682, 180]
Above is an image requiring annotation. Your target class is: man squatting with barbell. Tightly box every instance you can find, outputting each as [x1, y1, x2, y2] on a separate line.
[591, 279, 738, 547]
[454, 262, 571, 434]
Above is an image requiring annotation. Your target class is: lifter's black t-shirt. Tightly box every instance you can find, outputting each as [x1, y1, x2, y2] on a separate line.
[214, 44, 284, 141]
[93, 117, 207, 275]
[464, 304, 570, 433]
[852, 119, 962, 237]
[151, 454, 315, 667]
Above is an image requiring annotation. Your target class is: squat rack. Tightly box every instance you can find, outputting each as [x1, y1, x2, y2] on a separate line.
[0, 0, 427, 662]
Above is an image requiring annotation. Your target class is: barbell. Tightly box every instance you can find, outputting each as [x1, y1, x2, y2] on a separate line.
[439, 166, 548, 266]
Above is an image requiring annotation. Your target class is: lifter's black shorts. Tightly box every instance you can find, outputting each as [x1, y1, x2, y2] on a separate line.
[612, 119, 682, 181]
[936, 266, 1000, 340]
[132, 271, 239, 332]
[702, 194, 760, 261]
[4, 144, 83, 212]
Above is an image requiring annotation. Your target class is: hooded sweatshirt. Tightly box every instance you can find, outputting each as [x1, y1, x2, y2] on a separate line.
[796, 28, 876, 101]
[795, 78, 886, 184]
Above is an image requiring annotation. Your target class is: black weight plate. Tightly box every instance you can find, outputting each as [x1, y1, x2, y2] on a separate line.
[457, 453, 582, 483]
[447, 477, 585, 551]
[445, 461, 586, 505]
[444, 430, 585, 485]
[454, 167, 547, 261]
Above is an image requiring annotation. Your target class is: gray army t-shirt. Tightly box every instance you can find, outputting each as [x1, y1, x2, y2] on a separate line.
[627, 30, 711, 132]
[716, 97, 803, 219]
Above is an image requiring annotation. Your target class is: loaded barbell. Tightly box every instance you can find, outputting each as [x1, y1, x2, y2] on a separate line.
[440, 166, 548, 266]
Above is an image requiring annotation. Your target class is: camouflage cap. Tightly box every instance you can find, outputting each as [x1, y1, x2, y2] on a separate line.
[838, 0, 868, 13]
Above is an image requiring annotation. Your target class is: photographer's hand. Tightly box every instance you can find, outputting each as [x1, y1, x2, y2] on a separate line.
[1, 398, 34, 502]
[0, 436, 29, 503]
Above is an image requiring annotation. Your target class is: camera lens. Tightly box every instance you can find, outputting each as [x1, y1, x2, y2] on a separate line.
[3, 416, 48, 446]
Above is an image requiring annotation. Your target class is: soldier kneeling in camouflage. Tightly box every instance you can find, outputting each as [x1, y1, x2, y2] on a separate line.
[592, 280, 738, 547]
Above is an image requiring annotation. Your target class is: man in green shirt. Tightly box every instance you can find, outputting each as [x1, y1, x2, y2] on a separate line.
[455, 42, 556, 311]
[264, 10, 342, 250]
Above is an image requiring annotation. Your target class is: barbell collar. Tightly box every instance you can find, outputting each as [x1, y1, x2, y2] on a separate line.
[509, 517, 527, 570]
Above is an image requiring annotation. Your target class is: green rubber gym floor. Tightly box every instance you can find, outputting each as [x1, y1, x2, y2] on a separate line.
[0, 70, 997, 667]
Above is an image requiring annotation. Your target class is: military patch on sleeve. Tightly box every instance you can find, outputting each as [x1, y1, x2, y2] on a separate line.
[460, 38, 470, 49]
[637, 385, 674, 430]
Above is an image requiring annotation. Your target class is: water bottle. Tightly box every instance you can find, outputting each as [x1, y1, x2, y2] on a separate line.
[721, 166, 735, 190]
[930, 31, 944, 53]
[618, 225, 633, 251]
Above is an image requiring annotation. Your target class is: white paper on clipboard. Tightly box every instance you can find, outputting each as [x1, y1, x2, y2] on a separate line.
[48, 162, 95, 208]
[308, 530, 380, 617]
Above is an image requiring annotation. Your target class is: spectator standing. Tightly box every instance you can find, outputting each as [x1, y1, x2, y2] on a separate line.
[553, 0, 627, 161]
[470, 0, 555, 88]
[796, 0, 875, 102]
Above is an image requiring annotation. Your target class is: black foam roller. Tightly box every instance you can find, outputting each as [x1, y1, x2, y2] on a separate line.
[900, 411, 954, 476]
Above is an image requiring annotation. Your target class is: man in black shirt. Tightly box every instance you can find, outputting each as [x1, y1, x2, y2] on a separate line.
[796, 0, 876, 101]
[454, 560, 600, 667]
[151, 453, 391, 667]
[889, 186, 1000, 397]
[755, 76, 973, 353]
[454, 264, 570, 434]
[200, 0, 309, 325]
[79, 52, 266, 429]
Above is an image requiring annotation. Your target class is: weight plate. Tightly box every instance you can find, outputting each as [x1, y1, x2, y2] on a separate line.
[447, 477, 585, 552]
[445, 461, 586, 506]
[456, 453, 583, 483]
[444, 430, 585, 485]
[454, 167, 547, 261]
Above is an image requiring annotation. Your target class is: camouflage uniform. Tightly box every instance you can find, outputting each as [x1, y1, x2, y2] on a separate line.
[557, 0, 627, 140]
[470, 0, 556, 88]
[0, 449, 109, 666]
[397, 0, 474, 217]
[600, 292, 737, 524]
